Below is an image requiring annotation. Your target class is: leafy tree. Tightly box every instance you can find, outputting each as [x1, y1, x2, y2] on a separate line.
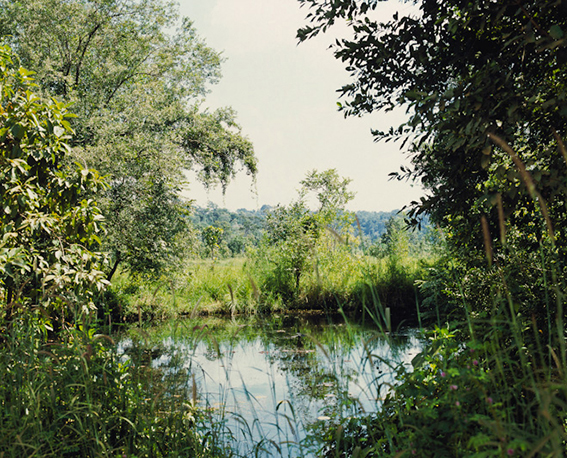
[300, 168, 356, 239]
[298, 0, 567, 256]
[301, 168, 354, 213]
[0, 45, 106, 326]
[191, 204, 266, 257]
[254, 169, 355, 303]
[227, 234, 247, 256]
[264, 200, 321, 293]
[380, 215, 410, 258]
[202, 225, 224, 261]
[298, 0, 567, 329]
[0, 0, 257, 280]
[354, 209, 398, 241]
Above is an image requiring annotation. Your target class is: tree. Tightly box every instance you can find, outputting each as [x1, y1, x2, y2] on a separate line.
[0, 45, 106, 326]
[264, 200, 321, 293]
[202, 225, 224, 261]
[254, 169, 354, 302]
[0, 0, 257, 280]
[300, 168, 355, 233]
[298, 0, 567, 260]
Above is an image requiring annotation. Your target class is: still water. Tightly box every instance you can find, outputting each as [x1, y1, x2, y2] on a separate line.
[118, 313, 423, 457]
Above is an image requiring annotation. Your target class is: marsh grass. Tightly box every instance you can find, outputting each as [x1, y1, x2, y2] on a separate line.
[108, 257, 258, 322]
[0, 314, 227, 458]
[318, 312, 567, 457]
[95, 242, 567, 457]
[120, 319, 309, 457]
[97, 223, 567, 457]
[314, 140, 567, 457]
[109, 249, 432, 325]
[316, 239, 567, 455]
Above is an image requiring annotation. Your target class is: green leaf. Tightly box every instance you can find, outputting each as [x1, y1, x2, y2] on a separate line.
[11, 123, 24, 139]
[550, 25, 564, 40]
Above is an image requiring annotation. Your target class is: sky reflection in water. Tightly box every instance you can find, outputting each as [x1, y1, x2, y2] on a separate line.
[118, 314, 423, 457]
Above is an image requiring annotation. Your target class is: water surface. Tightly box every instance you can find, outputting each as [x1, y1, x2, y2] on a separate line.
[118, 313, 422, 457]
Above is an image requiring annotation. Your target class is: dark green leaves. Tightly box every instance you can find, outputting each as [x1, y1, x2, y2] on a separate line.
[299, 0, 567, 260]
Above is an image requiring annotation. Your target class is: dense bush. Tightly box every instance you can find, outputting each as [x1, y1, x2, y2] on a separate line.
[318, 324, 566, 457]
[0, 44, 107, 328]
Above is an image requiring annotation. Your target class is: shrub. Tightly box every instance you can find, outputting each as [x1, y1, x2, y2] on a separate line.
[0, 44, 107, 328]
[318, 324, 567, 457]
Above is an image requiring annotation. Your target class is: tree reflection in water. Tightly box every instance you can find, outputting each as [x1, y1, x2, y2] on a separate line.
[117, 313, 422, 457]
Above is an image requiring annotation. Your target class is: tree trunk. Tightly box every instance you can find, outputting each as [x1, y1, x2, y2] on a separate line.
[107, 253, 121, 282]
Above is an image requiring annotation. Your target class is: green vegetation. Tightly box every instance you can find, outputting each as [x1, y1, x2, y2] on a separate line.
[0, 1, 257, 455]
[0, 44, 225, 457]
[0, 318, 219, 457]
[2, 0, 566, 455]
[296, 0, 567, 456]
[247, 170, 429, 318]
[109, 170, 434, 324]
[0, 0, 257, 282]
[0, 45, 107, 331]
[114, 313, 423, 458]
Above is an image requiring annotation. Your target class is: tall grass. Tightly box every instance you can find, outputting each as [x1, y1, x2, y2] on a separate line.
[107, 257, 258, 323]
[0, 313, 230, 458]
[316, 240, 567, 454]
[109, 248, 434, 325]
[318, 310, 567, 457]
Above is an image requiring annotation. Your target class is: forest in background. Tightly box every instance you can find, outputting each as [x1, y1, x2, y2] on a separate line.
[189, 204, 429, 256]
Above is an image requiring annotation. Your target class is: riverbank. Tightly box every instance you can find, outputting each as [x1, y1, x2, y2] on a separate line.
[0, 318, 227, 458]
[102, 253, 434, 329]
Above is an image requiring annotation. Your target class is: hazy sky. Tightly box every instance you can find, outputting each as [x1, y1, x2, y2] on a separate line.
[179, 0, 424, 212]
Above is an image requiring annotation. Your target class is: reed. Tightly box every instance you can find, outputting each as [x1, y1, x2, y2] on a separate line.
[0, 313, 228, 458]
[109, 249, 433, 324]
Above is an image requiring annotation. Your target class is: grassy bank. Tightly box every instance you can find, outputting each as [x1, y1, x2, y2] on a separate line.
[105, 251, 434, 326]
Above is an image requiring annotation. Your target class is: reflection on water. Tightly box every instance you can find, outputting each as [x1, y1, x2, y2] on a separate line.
[118, 313, 423, 457]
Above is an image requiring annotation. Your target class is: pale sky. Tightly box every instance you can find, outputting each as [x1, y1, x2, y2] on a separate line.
[179, 0, 424, 212]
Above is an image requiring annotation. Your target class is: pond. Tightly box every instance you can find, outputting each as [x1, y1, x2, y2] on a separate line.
[117, 313, 423, 457]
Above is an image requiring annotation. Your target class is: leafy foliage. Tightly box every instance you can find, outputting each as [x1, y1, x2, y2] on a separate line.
[300, 168, 355, 232]
[298, 0, 567, 260]
[320, 320, 567, 457]
[0, 0, 257, 280]
[0, 45, 106, 325]
[202, 225, 224, 261]
[261, 200, 323, 300]
[0, 316, 222, 457]
[251, 169, 359, 306]
[298, 2, 567, 455]
[355, 209, 399, 241]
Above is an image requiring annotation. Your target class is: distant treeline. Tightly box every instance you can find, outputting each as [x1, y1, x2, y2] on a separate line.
[189, 204, 432, 257]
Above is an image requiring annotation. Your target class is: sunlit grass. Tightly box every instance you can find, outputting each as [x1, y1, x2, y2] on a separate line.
[109, 250, 435, 325]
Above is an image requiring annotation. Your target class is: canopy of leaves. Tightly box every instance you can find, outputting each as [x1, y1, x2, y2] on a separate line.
[298, 0, 567, 259]
[0, 0, 257, 279]
[191, 204, 266, 257]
